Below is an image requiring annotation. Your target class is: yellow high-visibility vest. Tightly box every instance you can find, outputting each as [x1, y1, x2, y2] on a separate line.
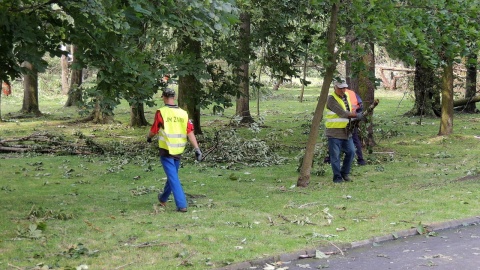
[158, 106, 188, 155]
[325, 92, 353, 129]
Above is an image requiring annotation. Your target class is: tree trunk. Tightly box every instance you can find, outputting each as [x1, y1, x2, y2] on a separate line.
[359, 43, 376, 147]
[0, 80, 2, 122]
[299, 44, 309, 103]
[272, 76, 283, 91]
[345, 33, 357, 91]
[346, 39, 377, 147]
[297, 2, 339, 187]
[438, 63, 454, 135]
[462, 51, 478, 113]
[177, 36, 203, 134]
[130, 103, 148, 127]
[407, 59, 440, 116]
[65, 45, 83, 107]
[61, 53, 69, 95]
[89, 98, 114, 124]
[235, 12, 254, 123]
[21, 61, 42, 116]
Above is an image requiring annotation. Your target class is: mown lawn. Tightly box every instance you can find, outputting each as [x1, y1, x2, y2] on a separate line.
[1, 87, 479, 270]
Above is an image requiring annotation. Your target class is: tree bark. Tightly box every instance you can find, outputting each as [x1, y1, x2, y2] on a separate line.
[297, 2, 339, 187]
[359, 43, 376, 147]
[462, 51, 478, 113]
[130, 103, 148, 127]
[454, 95, 480, 107]
[21, 61, 42, 116]
[61, 53, 69, 95]
[235, 12, 254, 123]
[177, 36, 203, 134]
[299, 44, 309, 103]
[272, 75, 283, 91]
[89, 98, 114, 124]
[0, 80, 2, 122]
[438, 63, 454, 135]
[407, 59, 440, 116]
[346, 40, 377, 147]
[65, 45, 83, 107]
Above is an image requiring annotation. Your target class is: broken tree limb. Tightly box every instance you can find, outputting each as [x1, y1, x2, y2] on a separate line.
[453, 95, 480, 107]
[0, 132, 103, 155]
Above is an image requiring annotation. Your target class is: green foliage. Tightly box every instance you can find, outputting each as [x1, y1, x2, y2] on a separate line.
[384, 0, 480, 68]
[0, 0, 68, 82]
[296, 144, 328, 176]
[60, 243, 99, 258]
[28, 206, 75, 220]
[199, 129, 288, 166]
[16, 223, 45, 240]
[1, 88, 480, 269]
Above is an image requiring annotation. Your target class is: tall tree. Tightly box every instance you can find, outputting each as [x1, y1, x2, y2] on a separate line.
[0, 0, 67, 84]
[385, 0, 480, 135]
[408, 59, 440, 117]
[21, 61, 41, 116]
[177, 36, 203, 134]
[64, 45, 83, 108]
[60, 49, 69, 95]
[439, 62, 454, 135]
[235, 12, 254, 123]
[463, 50, 478, 113]
[297, 2, 339, 187]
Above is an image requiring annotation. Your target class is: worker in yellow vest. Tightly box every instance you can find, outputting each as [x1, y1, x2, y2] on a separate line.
[147, 88, 202, 212]
[345, 89, 366, 165]
[325, 80, 363, 183]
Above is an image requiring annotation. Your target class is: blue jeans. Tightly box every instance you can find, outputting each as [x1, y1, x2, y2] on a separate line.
[158, 156, 187, 210]
[328, 137, 355, 181]
[352, 128, 364, 162]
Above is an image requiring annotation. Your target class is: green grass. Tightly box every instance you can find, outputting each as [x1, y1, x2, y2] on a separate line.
[1, 88, 480, 269]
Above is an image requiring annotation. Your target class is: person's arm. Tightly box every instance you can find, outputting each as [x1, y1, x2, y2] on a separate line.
[355, 94, 364, 113]
[186, 120, 202, 161]
[146, 110, 163, 141]
[326, 96, 356, 118]
[187, 131, 199, 149]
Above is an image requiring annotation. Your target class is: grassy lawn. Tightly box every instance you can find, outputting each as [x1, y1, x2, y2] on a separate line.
[1, 87, 479, 270]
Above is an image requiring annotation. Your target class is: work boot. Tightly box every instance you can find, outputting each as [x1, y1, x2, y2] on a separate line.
[333, 177, 344, 183]
[357, 159, 366, 166]
[158, 194, 167, 207]
[342, 174, 352, 182]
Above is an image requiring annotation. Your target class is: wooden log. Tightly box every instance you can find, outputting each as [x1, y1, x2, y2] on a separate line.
[453, 95, 480, 107]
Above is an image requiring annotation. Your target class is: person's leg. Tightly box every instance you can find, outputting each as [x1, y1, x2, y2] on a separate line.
[160, 156, 187, 210]
[328, 138, 343, 182]
[158, 180, 171, 205]
[158, 156, 171, 204]
[352, 128, 365, 165]
[340, 138, 355, 179]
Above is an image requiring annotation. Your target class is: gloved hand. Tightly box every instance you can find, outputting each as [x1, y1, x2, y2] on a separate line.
[355, 112, 364, 120]
[146, 136, 152, 143]
[194, 148, 202, 162]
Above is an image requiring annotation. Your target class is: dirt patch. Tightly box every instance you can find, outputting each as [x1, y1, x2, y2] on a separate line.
[456, 174, 480, 182]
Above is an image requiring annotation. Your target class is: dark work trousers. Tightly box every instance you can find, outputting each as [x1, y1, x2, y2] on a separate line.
[352, 127, 365, 163]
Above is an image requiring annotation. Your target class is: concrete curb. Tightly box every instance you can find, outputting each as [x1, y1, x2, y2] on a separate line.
[216, 216, 480, 270]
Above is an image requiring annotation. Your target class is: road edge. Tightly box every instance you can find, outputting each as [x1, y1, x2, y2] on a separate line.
[217, 216, 480, 270]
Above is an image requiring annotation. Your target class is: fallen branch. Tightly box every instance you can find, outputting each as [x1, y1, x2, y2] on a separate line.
[114, 262, 136, 270]
[0, 132, 103, 155]
[7, 263, 24, 270]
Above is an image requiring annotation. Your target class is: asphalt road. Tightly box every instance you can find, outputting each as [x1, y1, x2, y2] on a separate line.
[274, 222, 480, 270]
[219, 218, 480, 270]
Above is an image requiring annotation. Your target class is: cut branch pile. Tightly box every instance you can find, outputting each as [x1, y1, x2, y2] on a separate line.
[0, 132, 104, 155]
